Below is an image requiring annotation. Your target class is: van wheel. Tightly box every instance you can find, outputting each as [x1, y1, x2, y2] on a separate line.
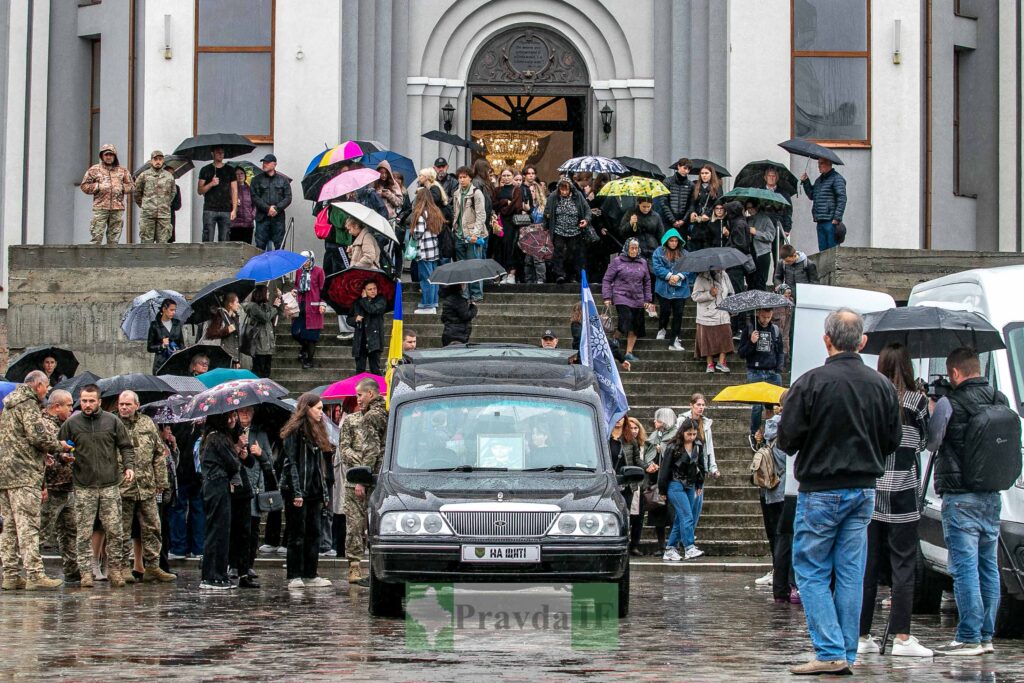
[368, 565, 404, 618]
[617, 561, 630, 618]
[912, 550, 944, 614]
[996, 590, 1024, 638]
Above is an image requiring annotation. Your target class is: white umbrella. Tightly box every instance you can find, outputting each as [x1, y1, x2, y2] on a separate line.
[329, 201, 398, 243]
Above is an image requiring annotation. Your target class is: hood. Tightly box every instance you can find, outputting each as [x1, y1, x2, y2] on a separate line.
[2, 384, 40, 411]
[376, 160, 392, 174]
[724, 201, 744, 219]
[98, 143, 120, 166]
[794, 250, 808, 264]
[661, 228, 684, 246]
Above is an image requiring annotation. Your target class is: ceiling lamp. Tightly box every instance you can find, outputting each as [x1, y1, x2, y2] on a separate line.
[474, 132, 544, 173]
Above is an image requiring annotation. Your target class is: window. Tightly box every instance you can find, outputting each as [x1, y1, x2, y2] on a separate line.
[89, 39, 100, 164]
[791, 0, 871, 145]
[194, 0, 274, 142]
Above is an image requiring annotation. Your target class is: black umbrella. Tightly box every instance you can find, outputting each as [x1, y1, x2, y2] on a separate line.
[861, 307, 1006, 357]
[53, 371, 102, 402]
[173, 133, 256, 161]
[718, 290, 793, 315]
[734, 160, 799, 196]
[96, 374, 180, 406]
[428, 259, 507, 285]
[179, 378, 289, 420]
[4, 346, 79, 383]
[778, 138, 844, 165]
[614, 156, 665, 180]
[422, 130, 485, 154]
[132, 155, 195, 180]
[672, 247, 749, 274]
[155, 345, 234, 376]
[185, 278, 257, 325]
[685, 158, 731, 178]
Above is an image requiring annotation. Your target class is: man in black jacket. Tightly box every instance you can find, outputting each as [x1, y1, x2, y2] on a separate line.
[737, 308, 786, 449]
[659, 158, 693, 239]
[778, 309, 901, 675]
[251, 154, 292, 250]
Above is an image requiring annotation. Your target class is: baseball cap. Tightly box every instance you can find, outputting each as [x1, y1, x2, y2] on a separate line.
[150, 150, 164, 159]
[541, 329, 558, 339]
[260, 153, 277, 163]
[434, 157, 448, 167]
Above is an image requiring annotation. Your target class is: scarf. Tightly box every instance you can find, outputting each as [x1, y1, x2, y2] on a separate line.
[298, 266, 313, 293]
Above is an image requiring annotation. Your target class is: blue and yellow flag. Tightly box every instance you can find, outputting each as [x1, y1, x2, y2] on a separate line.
[384, 281, 403, 408]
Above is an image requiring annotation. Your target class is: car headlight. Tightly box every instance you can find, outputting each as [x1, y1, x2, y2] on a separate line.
[379, 511, 453, 536]
[548, 512, 620, 537]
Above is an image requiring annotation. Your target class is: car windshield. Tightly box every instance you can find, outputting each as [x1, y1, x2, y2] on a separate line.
[392, 396, 601, 472]
[1005, 323, 1024, 413]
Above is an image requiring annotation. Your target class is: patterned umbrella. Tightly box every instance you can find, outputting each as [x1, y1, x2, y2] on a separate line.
[142, 394, 193, 424]
[597, 176, 670, 199]
[121, 290, 191, 341]
[718, 290, 793, 314]
[558, 156, 629, 175]
[517, 225, 554, 261]
[323, 268, 396, 315]
[179, 379, 289, 420]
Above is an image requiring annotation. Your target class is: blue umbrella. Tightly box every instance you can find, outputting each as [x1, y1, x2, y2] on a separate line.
[121, 290, 191, 341]
[359, 150, 417, 187]
[197, 367, 259, 388]
[236, 250, 309, 282]
[0, 381, 17, 404]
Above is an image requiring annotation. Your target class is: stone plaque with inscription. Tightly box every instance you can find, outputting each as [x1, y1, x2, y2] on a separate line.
[507, 35, 551, 74]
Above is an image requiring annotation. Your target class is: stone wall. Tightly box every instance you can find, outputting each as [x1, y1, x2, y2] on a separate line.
[5, 244, 262, 377]
[810, 247, 1024, 302]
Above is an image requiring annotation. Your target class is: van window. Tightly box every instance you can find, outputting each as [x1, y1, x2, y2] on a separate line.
[392, 396, 602, 471]
[926, 352, 993, 388]
[1006, 323, 1024, 413]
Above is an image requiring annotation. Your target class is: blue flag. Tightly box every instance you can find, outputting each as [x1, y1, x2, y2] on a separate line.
[579, 271, 629, 437]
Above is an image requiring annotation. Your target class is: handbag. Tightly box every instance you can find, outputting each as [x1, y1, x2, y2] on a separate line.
[742, 254, 757, 274]
[403, 230, 419, 261]
[238, 317, 256, 356]
[511, 212, 532, 227]
[642, 485, 665, 512]
[281, 291, 300, 319]
[256, 490, 284, 513]
[582, 223, 601, 244]
[314, 206, 332, 239]
[600, 304, 616, 335]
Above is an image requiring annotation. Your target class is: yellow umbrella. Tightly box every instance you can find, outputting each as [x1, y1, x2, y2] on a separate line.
[712, 382, 786, 405]
[596, 175, 670, 198]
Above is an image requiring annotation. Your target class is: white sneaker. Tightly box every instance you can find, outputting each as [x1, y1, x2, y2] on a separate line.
[656, 328, 667, 340]
[857, 635, 880, 655]
[336, 333, 353, 341]
[933, 640, 984, 656]
[413, 307, 436, 315]
[981, 640, 994, 654]
[891, 635, 933, 657]
[287, 578, 305, 590]
[668, 340, 685, 351]
[506, 273, 516, 284]
[662, 547, 682, 562]
[683, 546, 704, 559]
[167, 553, 187, 561]
[319, 549, 337, 557]
[304, 576, 332, 588]
[258, 545, 275, 554]
[275, 546, 288, 555]
[754, 570, 774, 586]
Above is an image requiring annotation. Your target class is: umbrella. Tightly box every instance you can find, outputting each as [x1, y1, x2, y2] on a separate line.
[422, 130, 485, 154]
[252, 397, 296, 436]
[142, 394, 193, 424]
[428, 259, 506, 285]
[734, 160, 799, 196]
[0, 381, 17, 403]
[236, 250, 309, 282]
[778, 138, 844, 165]
[197, 368, 259, 389]
[861, 307, 1006, 357]
[518, 225, 555, 261]
[156, 345, 234, 376]
[179, 378, 289, 420]
[720, 187, 791, 208]
[96, 374, 180, 405]
[359, 150, 417, 187]
[321, 373, 388, 401]
[718, 290, 793, 315]
[4, 346, 79, 383]
[185, 278, 257, 325]
[304, 141, 385, 176]
[121, 290, 191, 341]
[158, 375, 208, 395]
[558, 156, 629, 175]
[614, 156, 665, 179]
[133, 155, 195, 180]
[173, 133, 256, 161]
[597, 176, 670, 199]
[53, 371, 102, 402]
[317, 167, 381, 203]
[672, 247, 750, 274]
[713, 382, 787, 405]
[685, 158, 731, 178]
[323, 267, 397, 315]
[329, 201, 398, 243]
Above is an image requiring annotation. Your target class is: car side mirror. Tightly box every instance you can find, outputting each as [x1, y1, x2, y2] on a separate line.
[617, 465, 645, 486]
[346, 466, 375, 486]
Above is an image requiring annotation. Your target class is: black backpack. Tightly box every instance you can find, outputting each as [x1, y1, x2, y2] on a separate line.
[949, 390, 1023, 492]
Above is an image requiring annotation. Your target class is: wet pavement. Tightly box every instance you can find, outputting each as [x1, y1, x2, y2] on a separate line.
[1, 566, 1022, 682]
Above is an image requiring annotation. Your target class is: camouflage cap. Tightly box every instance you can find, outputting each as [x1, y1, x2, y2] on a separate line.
[150, 150, 165, 159]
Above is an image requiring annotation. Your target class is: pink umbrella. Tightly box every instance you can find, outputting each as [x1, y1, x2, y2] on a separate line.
[321, 372, 387, 401]
[317, 167, 381, 202]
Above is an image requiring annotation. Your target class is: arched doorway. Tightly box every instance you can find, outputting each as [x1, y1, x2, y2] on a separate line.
[467, 27, 590, 182]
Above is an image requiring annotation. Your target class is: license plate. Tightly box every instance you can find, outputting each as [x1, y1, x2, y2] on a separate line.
[461, 545, 540, 563]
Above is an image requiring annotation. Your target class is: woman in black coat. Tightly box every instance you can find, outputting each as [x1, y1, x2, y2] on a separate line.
[350, 280, 387, 375]
[618, 198, 664, 263]
[147, 298, 185, 373]
[200, 411, 242, 590]
[440, 284, 477, 346]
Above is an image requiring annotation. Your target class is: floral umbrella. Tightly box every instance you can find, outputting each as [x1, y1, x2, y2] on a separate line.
[596, 176, 670, 199]
[179, 378, 289, 421]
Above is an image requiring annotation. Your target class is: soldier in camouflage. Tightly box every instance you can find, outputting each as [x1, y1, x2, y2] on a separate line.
[342, 377, 388, 585]
[38, 390, 78, 581]
[0, 371, 73, 591]
[134, 150, 176, 243]
[80, 143, 134, 245]
[117, 391, 176, 583]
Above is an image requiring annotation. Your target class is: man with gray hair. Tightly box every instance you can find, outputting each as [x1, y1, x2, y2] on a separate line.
[39, 389, 78, 582]
[779, 308, 902, 675]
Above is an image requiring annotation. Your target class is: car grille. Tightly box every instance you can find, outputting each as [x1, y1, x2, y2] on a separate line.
[443, 511, 557, 537]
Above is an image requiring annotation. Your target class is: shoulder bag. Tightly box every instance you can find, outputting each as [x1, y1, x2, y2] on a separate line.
[256, 489, 284, 513]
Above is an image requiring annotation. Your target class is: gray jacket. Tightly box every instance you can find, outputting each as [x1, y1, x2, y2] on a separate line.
[242, 301, 280, 356]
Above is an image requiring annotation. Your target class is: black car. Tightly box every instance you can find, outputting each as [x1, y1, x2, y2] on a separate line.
[346, 345, 644, 618]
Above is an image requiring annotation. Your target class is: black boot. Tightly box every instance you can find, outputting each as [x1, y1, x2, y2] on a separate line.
[238, 575, 260, 589]
[303, 343, 316, 370]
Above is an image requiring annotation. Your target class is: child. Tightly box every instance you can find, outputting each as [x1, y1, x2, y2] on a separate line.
[774, 244, 820, 291]
[351, 280, 387, 374]
[657, 418, 707, 561]
[440, 284, 477, 346]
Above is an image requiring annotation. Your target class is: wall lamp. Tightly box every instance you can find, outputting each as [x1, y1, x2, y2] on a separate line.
[442, 101, 456, 133]
[893, 19, 902, 64]
[600, 103, 614, 136]
[163, 14, 172, 59]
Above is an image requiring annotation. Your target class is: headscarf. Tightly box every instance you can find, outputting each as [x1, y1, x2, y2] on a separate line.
[297, 250, 315, 293]
[621, 237, 640, 257]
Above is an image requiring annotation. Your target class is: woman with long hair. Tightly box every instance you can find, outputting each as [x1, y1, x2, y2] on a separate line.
[280, 392, 335, 589]
[242, 284, 282, 378]
[205, 292, 242, 366]
[611, 416, 646, 556]
[199, 411, 242, 590]
[657, 417, 707, 561]
[491, 168, 525, 284]
[523, 165, 547, 214]
[147, 298, 185, 373]
[412, 187, 445, 313]
[858, 343, 933, 657]
[688, 165, 721, 236]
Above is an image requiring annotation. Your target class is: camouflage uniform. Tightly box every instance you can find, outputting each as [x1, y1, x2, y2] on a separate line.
[0, 385, 63, 581]
[80, 143, 134, 245]
[38, 413, 77, 577]
[134, 157, 176, 243]
[119, 412, 168, 568]
[342, 397, 388, 565]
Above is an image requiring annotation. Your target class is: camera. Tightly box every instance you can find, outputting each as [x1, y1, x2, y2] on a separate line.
[926, 376, 953, 401]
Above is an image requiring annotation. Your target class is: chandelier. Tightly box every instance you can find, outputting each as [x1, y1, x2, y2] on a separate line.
[474, 132, 543, 174]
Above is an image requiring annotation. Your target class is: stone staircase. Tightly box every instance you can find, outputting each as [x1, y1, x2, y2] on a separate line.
[271, 284, 770, 557]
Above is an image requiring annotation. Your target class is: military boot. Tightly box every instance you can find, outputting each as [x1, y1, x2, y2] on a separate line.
[25, 575, 64, 591]
[108, 569, 126, 588]
[123, 571, 137, 584]
[144, 566, 177, 583]
[348, 564, 362, 584]
[1, 576, 26, 591]
[79, 573, 95, 588]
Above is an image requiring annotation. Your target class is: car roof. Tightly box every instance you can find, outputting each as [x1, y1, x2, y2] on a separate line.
[393, 359, 598, 392]
[910, 264, 1024, 328]
[404, 343, 576, 364]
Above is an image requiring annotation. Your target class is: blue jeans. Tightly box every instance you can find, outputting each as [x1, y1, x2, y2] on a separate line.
[254, 214, 286, 250]
[666, 480, 697, 549]
[747, 369, 783, 435]
[816, 220, 837, 251]
[941, 492, 1002, 643]
[168, 484, 206, 556]
[793, 488, 875, 664]
[454, 240, 485, 301]
[418, 259, 439, 308]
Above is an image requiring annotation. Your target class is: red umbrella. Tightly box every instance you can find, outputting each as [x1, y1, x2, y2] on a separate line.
[323, 267, 396, 315]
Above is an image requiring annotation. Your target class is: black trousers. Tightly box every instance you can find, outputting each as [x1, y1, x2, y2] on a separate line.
[622, 488, 642, 549]
[752, 252, 772, 291]
[201, 481, 231, 583]
[551, 235, 583, 282]
[760, 495, 783, 557]
[264, 509, 282, 546]
[159, 500, 171, 572]
[285, 497, 323, 579]
[251, 354, 273, 378]
[333, 513, 346, 553]
[249, 517, 261, 566]
[772, 495, 797, 599]
[860, 519, 919, 636]
[657, 295, 686, 343]
[229, 495, 252, 575]
[355, 351, 382, 375]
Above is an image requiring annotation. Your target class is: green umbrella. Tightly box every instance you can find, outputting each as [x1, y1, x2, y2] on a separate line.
[596, 175, 670, 198]
[721, 187, 791, 208]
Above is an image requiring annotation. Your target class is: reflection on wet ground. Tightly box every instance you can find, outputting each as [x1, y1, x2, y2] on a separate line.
[0, 567, 1021, 681]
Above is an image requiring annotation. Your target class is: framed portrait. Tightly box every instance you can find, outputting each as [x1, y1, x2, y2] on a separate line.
[477, 434, 525, 469]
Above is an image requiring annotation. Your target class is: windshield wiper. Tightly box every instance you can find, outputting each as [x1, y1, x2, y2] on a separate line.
[522, 465, 596, 473]
[424, 465, 509, 472]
